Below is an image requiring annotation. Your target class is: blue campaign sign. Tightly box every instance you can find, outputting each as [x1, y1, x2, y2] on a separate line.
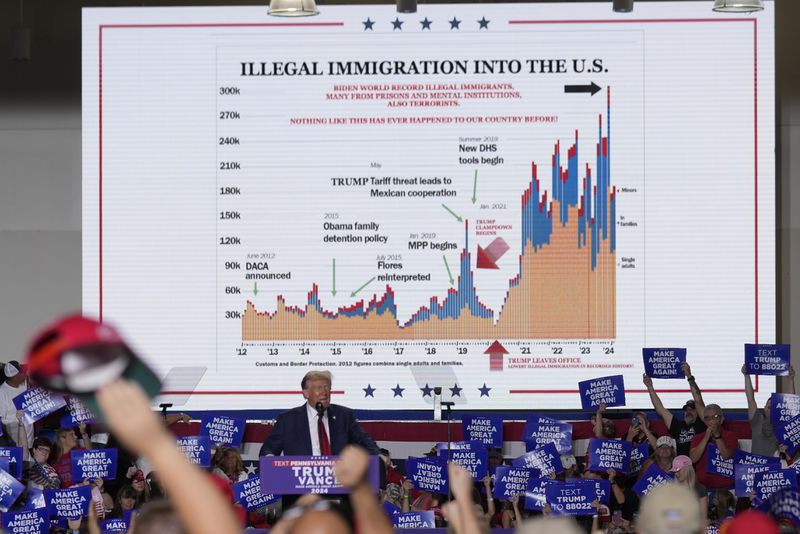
[524, 478, 554, 511]
[462, 416, 503, 448]
[642, 348, 687, 379]
[629, 443, 650, 473]
[61, 396, 95, 428]
[46, 485, 91, 519]
[546, 480, 596, 516]
[754, 469, 798, 501]
[438, 441, 488, 480]
[493, 467, 536, 500]
[22, 488, 45, 511]
[12, 387, 67, 425]
[100, 518, 129, 533]
[71, 448, 118, 482]
[734, 450, 781, 467]
[176, 436, 211, 467]
[565, 478, 611, 505]
[392, 511, 436, 529]
[1, 509, 48, 534]
[232, 476, 280, 511]
[590, 478, 611, 505]
[0, 447, 24, 480]
[772, 394, 800, 428]
[383, 501, 401, 516]
[632, 464, 674, 497]
[579, 375, 626, 411]
[522, 416, 573, 455]
[759, 488, 800, 528]
[200, 414, 246, 447]
[435, 441, 472, 452]
[587, 439, 631, 473]
[0, 458, 11, 476]
[406, 456, 448, 494]
[745, 344, 790, 376]
[778, 415, 800, 454]
[735, 464, 774, 498]
[706, 445, 734, 479]
[511, 443, 563, 476]
[0, 468, 24, 512]
[260, 455, 380, 495]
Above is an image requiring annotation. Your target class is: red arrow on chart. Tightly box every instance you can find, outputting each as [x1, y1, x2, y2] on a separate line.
[485, 340, 508, 372]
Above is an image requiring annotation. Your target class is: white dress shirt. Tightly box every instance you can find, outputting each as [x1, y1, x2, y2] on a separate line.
[306, 402, 330, 456]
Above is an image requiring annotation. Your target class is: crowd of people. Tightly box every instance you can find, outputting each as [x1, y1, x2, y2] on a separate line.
[0, 358, 797, 534]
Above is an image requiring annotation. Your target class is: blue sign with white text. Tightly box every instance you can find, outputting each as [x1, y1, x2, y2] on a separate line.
[233, 476, 280, 511]
[546, 480, 596, 516]
[754, 469, 798, 501]
[407, 456, 448, 494]
[524, 478, 554, 511]
[735, 464, 774, 498]
[200, 414, 245, 447]
[778, 415, 800, 454]
[0, 468, 24, 512]
[632, 464, 674, 497]
[493, 467, 535, 500]
[587, 439, 631, 473]
[579, 375, 626, 410]
[61, 396, 95, 428]
[629, 442, 650, 473]
[522, 416, 572, 455]
[176, 436, 211, 467]
[13, 388, 66, 425]
[1, 509, 48, 534]
[71, 448, 118, 482]
[707, 445, 734, 479]
[100, 518, 129, 533]
[438, 441, 487, 480]
[643, 348, 687, 379]
[772, 394, 800, 428]
[734, 450, 781, 467]
[392, 511, 436, 529]
[511, 443, 563, 476]
[260, 455, 379, 495]
[45, 485, 92, 519]
[0, 447, 23, 480]
[745, 344, 790, 376]
[462, 416, 503, 448]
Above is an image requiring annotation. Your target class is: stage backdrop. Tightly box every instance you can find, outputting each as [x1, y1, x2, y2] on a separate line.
[81, 3, 776, 412]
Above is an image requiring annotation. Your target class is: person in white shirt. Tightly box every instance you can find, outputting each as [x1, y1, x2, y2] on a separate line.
[0, 361, 34, 449]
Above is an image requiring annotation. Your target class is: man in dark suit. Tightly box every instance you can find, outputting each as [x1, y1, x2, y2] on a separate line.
[260, 370, 381, 457]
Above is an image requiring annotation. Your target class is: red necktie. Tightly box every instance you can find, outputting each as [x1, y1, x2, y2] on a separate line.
[318, 416, 331, 456]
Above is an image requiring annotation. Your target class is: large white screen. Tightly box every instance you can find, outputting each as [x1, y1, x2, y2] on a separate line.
[82, 3, 775, 411]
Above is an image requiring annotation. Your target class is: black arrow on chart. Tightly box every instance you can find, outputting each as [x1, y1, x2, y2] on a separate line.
[564, 82, 601, 96]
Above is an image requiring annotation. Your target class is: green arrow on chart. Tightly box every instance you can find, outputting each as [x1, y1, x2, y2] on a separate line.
[253, 282, 259, 296]
[351, 276, 376, 298]
[472, 170, 478, 204]
[443, 255, 455, 285]
[442, 203, 463, 222]
[332, 258, 337, 296]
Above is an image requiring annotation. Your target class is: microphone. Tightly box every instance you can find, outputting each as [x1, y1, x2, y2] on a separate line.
[315, 401, 325, 417]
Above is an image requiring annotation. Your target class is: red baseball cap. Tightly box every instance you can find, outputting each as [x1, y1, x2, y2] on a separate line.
[26, 314, 161, 416]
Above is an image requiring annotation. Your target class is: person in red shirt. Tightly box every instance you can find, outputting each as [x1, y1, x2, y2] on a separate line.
[50, 425, 90, 488]
[689, 403, 737, 489]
